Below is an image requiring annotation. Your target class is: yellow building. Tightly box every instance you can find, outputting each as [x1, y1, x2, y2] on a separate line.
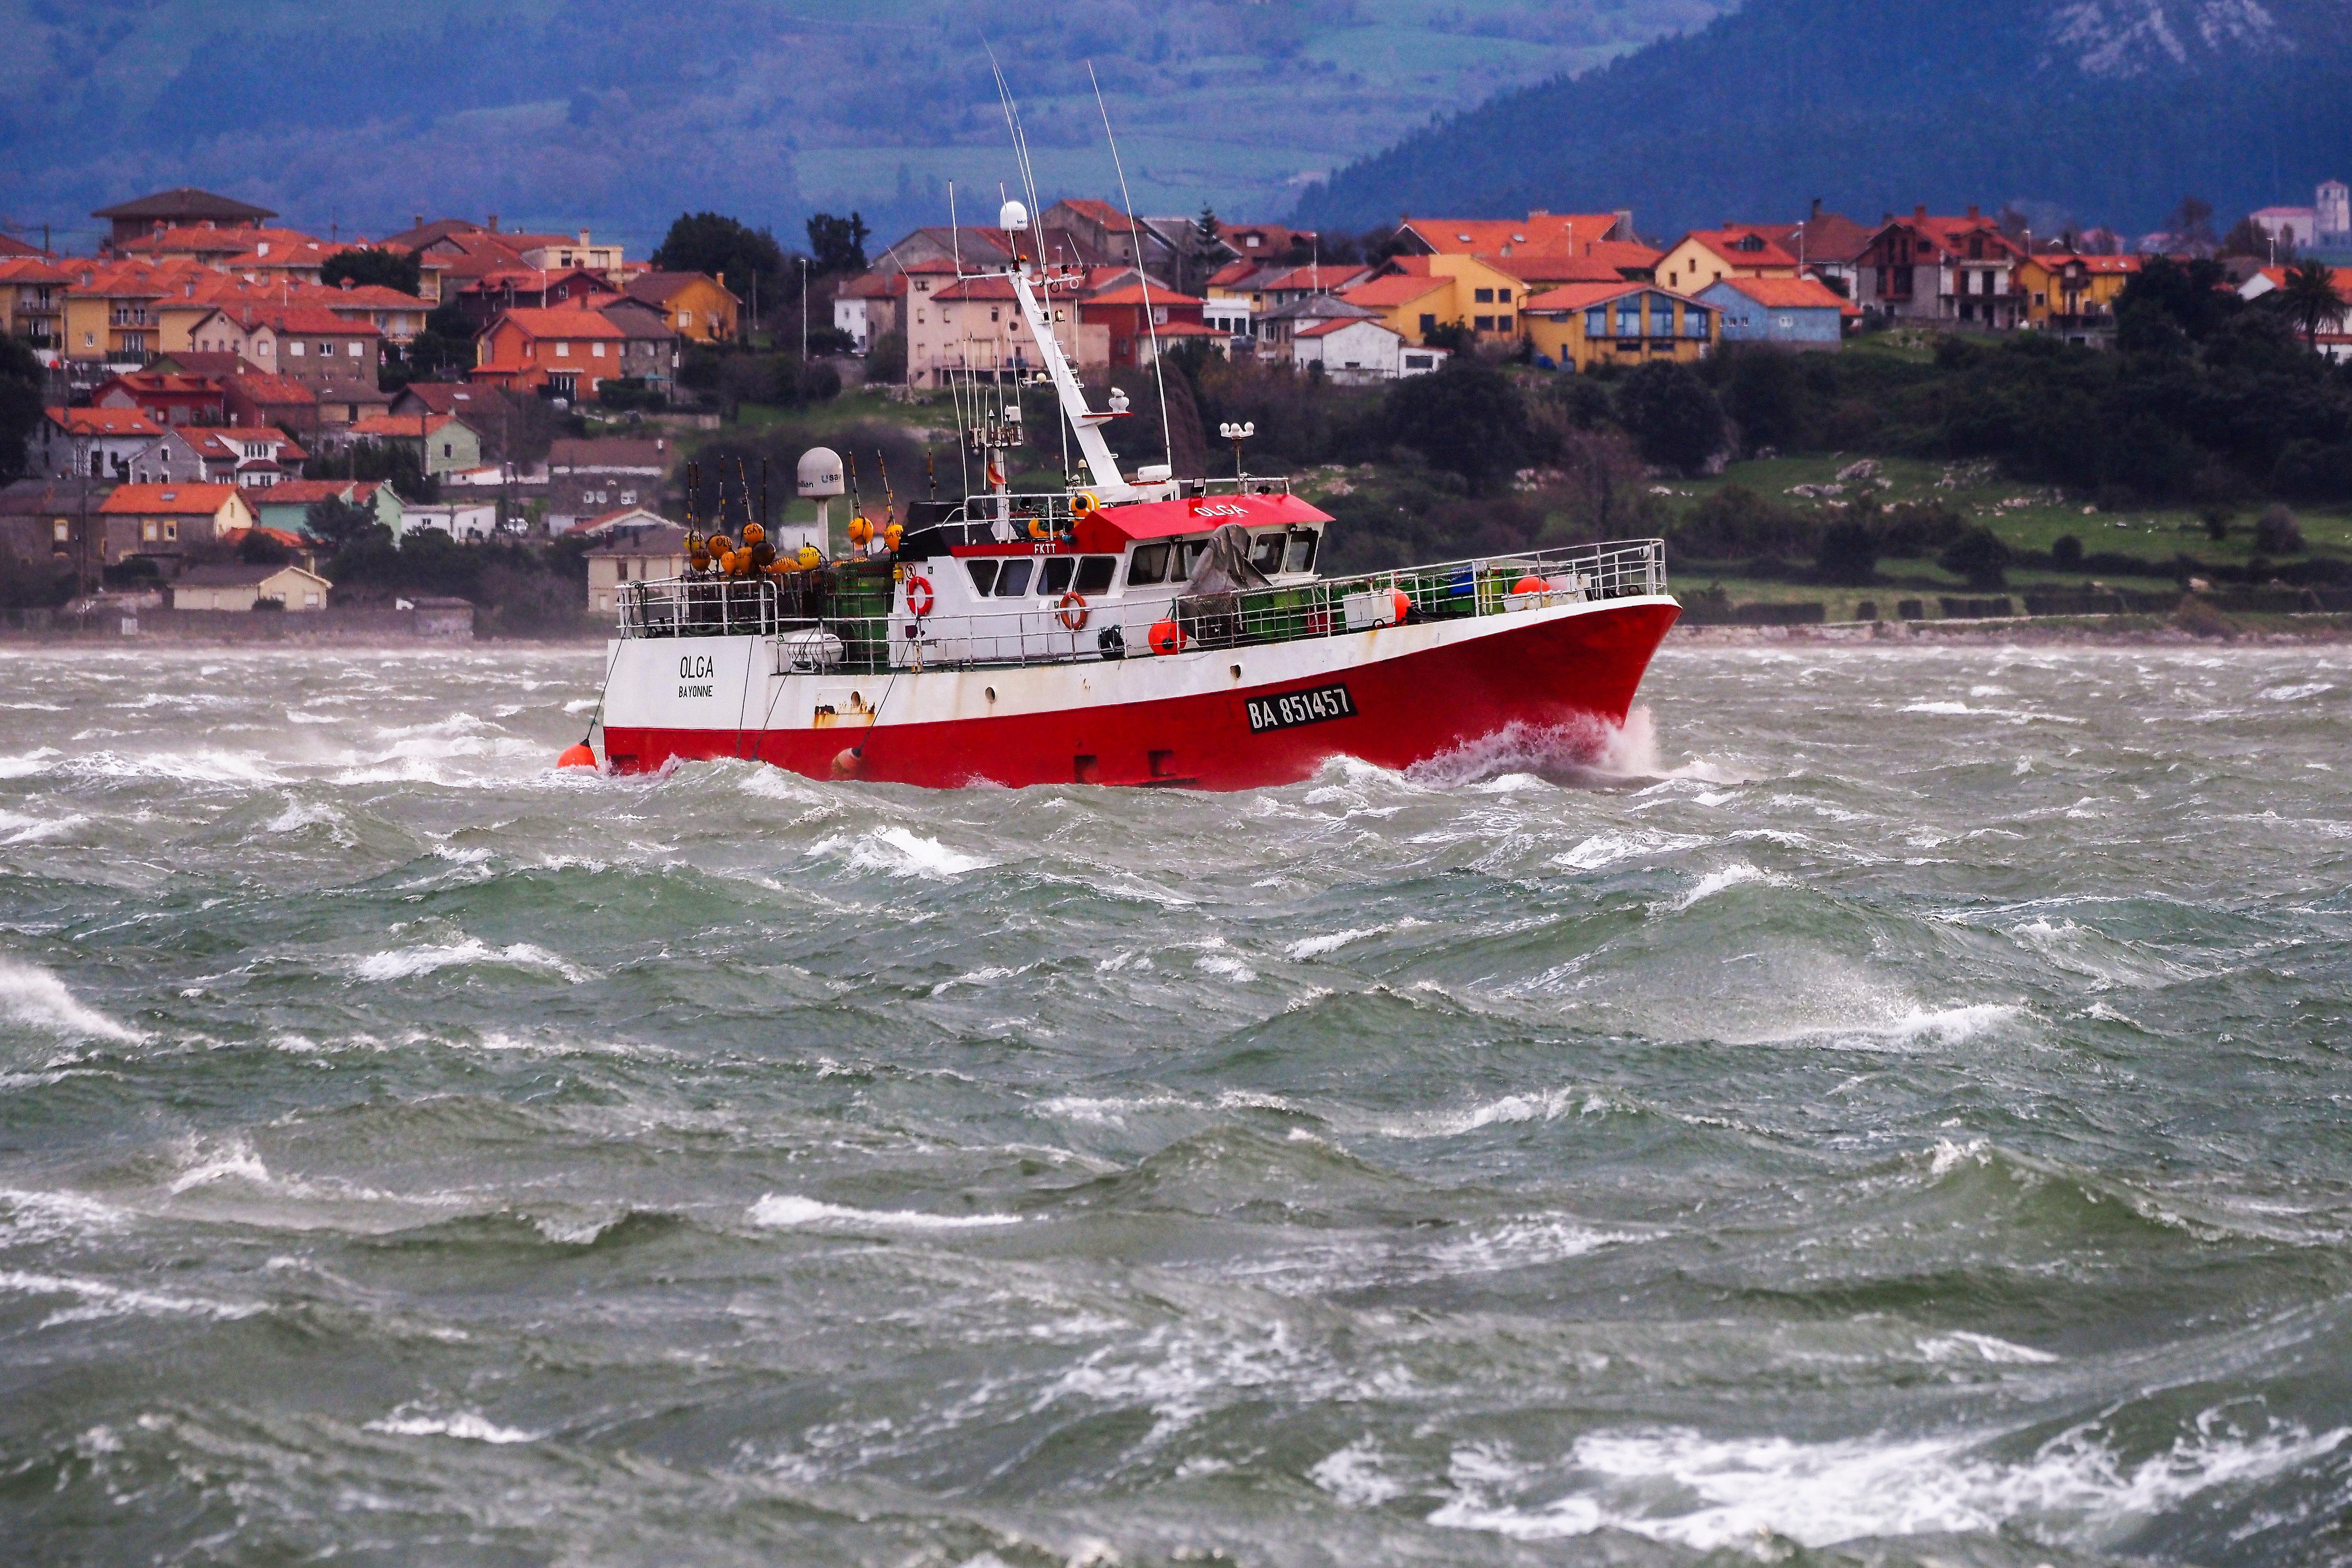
[1520, 282, 1718, 372]
[1653, 227, 1800, 294]
[2015, 251, 2141, 330]
[62, 262, 172, 363]
[1335, 254, 1531, 346]
[621, 272, 740, 343]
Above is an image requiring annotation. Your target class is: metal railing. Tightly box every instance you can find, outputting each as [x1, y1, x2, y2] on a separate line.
[618, 539, 1668, 673]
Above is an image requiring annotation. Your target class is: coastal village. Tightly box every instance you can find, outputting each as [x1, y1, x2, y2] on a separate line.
[4, 180, 2352, 635]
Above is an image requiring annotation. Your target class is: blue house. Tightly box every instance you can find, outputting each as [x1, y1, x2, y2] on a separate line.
[1697, 276, 1854, 348]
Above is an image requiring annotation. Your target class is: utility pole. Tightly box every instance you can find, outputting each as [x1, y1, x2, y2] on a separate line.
[800, 257, 809, 360]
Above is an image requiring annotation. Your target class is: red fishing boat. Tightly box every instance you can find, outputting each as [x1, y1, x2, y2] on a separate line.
[589, 201, 1678, 790]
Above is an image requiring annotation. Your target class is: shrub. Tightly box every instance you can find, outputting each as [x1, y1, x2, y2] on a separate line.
[2254, 503, 2306, 554]
[1814, 519, 1878, 585]
[1939, 526, 2013, 589]
[1672, 485, 1817, 559]
[1874, 501, 1969, 559]
[1616, 360, 1725, 475]
[2051, 534, 2083, 569]
[2201, 507, 2231, 542]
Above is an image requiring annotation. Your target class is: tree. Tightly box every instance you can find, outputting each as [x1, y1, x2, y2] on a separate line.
[2166, 196, 2216, 252]
[304, 496, 383, 551]
[321, 248, 422, 295]
[236, 528, 291, 565]
[1615, 360, 1724, 475]
[1195, 206, 1220, 249]
[0, 335, 41, 483]
[2052, 533, 2084, 568]
[2255, 504, 2305, 554]
[1939, 525, 2012, 589]
[805, 211, 870, 276]
[2219, 216, 2272, 260]
[2278, 259, 2344, 350]
[652, 212, 789, 307]
[1380, 358, 1529, 494]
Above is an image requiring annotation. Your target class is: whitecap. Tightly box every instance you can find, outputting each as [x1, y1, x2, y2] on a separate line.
[1379, 1088, 1575, 1138]
[353, 938, 595, 985]
[0, 958, 144, 1043]
[1661, 862, 1783, 912]
[1916, 1330, 2058, 1365]
[1311, 1438, 1407, 1508]
[808, 826, 992, 878]
[1555, 828, 1708, 872]
[747, 1194, 1019, 1230]
[0, 809, 86, 845]
[1285, 927, 1380, 960]
[0, 1268, 260, 1327]
[1427, 1414, 2349, 1552]
[365, 1410, 541, 1445]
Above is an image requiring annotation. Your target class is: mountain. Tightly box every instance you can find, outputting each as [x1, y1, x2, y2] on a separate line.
[1294, 0, 2352, 238]
[0, 0, 1725, 255]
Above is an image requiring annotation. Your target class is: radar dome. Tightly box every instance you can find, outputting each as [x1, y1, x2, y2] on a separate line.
[797, 446, 844, 498]
[1000, 199, 1029, 232]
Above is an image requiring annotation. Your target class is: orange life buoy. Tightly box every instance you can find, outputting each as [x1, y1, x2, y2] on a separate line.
[1057, 591, 1089, 631]
[905, 574, 935, 617]
[1147, 618, 1185, 655]
[1027, 518, 1057, 542]
[1071, 490, 1100, 517]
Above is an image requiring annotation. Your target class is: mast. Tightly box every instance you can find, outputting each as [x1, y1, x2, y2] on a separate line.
[999, 200, 1135, 500]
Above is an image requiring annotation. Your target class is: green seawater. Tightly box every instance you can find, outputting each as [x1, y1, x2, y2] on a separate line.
[2, 642, 2350, 1567]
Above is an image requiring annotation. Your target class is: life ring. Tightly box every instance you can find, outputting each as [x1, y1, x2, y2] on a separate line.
[1057, 591, 1089, 631]
[1071, 490, 1100, 517]
[904, 574, 935, 617]
[1027, 518, 1057, 541]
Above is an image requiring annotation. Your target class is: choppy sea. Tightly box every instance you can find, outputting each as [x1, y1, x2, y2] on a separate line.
[4, 641, 2352, 1567]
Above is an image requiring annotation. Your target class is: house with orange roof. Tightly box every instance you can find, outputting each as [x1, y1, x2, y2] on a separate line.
[1, 256, 74, 353]
[96, 482, 255, 571]
[1855, 206, 2028, 328]
[832, 271, 902, 354]
[905, 271, 1106, 388]
[1519, 282, 1719, 372]
[1396, 212, 1636, 263]
[348, 412, 483, 475]
[2016, 251, 2144, 338]
[1215, 222, 1313, 261]
[1077, 280, 1209, 367]
[470, 304, 632, 399]
[30, 406, 166, 481]
[184, 304, 387, 426]
[619, 272, 739, 343]
[456, 265, 619, 329]
[92, 369, 227, 427]
[1340, 253, 1529, 346]
[93, 188, 274, 250]
[61, 259, 196, 363]
[1655, 228, 1801, 294]
[1696, 276, 1858, 348]
[1037, 199, 1182, 281]
[507, 230, 627, 285]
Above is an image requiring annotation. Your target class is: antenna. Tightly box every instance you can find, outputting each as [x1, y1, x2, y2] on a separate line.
[1091, 59, 1173, 473]
[949, 181, 964, 279]
[984, 41, 1046, 260]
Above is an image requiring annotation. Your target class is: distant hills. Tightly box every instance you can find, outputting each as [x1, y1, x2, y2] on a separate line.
[0, 0, 1723, 255]
[1294, 0, 2352, 239]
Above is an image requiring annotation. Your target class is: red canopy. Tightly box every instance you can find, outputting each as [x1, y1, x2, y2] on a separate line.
[1072, 490, 1331, 550]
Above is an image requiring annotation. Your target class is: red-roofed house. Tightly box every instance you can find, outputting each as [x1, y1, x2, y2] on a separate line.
[470, 304, 630, 398]
[184, 304, 388, 424]
[620, 273, 739, 343]
[1520, 282, 1720, 371]
[30, 406, 165, 481]
[832, 271, 903, 354]
[1697, 275, 1858, 347]
[0, 256, 71, 352]
[96, 482, 255, 571]
[1077, 281, 1207, 367]
[2017, 250, 2145, 339]
[1341, 253, 1529, 346]
[92, 370, 227, 427]
[1856, 206, 2027, 328]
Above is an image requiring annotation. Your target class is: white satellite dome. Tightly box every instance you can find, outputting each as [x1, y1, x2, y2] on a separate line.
[1000, 199, 1029, 233]
[797, 446, 844, 498]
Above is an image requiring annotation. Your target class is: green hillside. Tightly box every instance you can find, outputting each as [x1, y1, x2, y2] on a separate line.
[0, 0, 1722, 255]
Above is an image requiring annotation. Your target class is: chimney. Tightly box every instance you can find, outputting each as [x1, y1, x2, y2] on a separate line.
[414, 214, 424, 230]
[578, 229, 590, 246]
[1915, 205, 1927, 222]
[488, 213, 500, 233]
[1811, 198, 1823, 220]
[1530, 209, 1549, 219]
[1966, 204, 1980, 220]
[1613, 208, 1632, 238]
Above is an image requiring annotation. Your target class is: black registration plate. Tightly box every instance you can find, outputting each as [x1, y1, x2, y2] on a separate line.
[1245, 682, 1357, 734]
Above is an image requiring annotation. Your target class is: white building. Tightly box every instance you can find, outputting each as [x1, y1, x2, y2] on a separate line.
[1291, 317, 1415, 383]
[397, 501, 498, 542]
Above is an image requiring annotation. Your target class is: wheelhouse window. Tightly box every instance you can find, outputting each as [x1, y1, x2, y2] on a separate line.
[1039, 556, 1076, 595]
[1250, 532, 1284, 572]
[1174, 539, 1209, 579]
[965, 559, 1000, 595]
[1074, 555, 1117, 594]
[994, 559, 1034, 596]
[1284, 530, 1318, 573]
[1126, 543, 1171, 585]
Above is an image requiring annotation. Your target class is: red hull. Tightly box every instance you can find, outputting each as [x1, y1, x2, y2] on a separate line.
[605, 599, 1678, 790]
